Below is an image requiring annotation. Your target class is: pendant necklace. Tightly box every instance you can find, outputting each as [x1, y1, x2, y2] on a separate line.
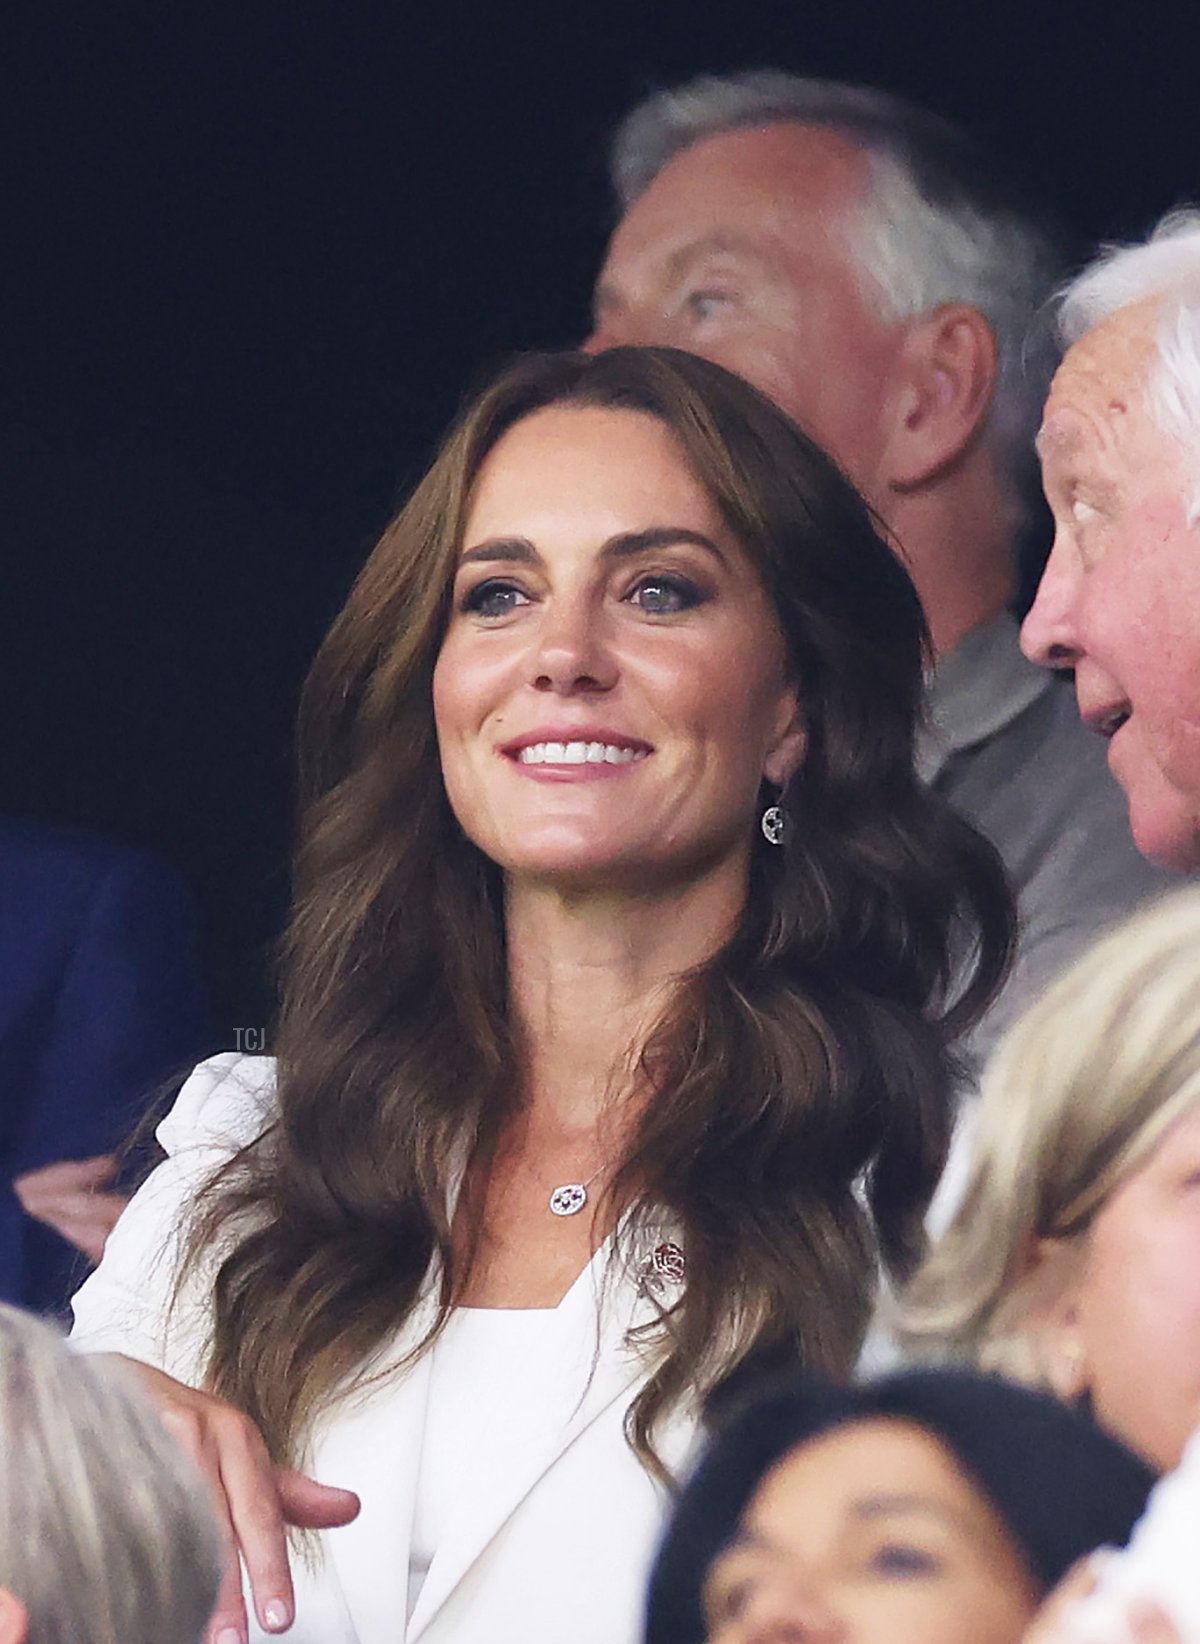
[548, 1165, 607, 1218]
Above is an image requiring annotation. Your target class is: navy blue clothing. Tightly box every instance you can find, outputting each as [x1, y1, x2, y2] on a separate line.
[0, 818, 207, 1313]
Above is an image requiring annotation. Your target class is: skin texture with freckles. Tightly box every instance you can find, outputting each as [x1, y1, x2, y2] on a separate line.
[702, 1418, 1039, 1644]
[432, 404, 805, 912]
[1022, 301, 1200, 870]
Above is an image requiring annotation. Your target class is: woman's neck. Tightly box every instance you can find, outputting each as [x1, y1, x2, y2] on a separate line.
[503, 865, 747, 1135]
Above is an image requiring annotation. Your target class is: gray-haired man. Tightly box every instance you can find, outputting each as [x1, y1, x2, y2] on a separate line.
[1023, 210, 1200, 875]
[586, 72, 1171, 1068]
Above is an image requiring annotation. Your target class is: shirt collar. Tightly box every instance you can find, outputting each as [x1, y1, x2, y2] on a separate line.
[916, 612, 1053, 783]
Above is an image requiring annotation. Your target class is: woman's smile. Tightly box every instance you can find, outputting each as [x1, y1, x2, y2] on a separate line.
[432, 403, 805, 893]
[499, 729, 654, 778]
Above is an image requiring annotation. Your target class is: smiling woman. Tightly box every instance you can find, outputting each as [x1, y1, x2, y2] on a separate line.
[433, 403, 804, 897]
[69, 347, 1012, 1644]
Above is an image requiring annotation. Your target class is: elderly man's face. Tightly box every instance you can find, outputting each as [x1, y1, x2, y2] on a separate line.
[586, 123, 908, 504]
[1022, 302, 1200, 870]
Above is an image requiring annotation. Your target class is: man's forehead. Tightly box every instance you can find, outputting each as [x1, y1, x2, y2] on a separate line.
[1052, 301, 1162, 407]
[612, 121, 871, 247]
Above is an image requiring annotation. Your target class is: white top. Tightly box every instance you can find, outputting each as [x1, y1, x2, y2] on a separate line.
[410, 1298, 589, 1619]
[70, 1054, 696, 1644]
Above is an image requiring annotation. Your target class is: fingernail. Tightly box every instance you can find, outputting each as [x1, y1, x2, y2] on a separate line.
[263, 1600, 292, 1631]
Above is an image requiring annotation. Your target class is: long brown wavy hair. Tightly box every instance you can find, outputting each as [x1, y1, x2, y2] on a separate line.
[184, 347, 1013, 1472]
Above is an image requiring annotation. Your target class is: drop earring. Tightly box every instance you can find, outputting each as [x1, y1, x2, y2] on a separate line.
[761, 803, 787, 846]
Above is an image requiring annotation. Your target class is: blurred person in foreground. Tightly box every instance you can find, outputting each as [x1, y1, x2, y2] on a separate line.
[70, 347, 1011, 1644]
[1022, 210, 1200, 874]
[643, 1367, 1160, 1644]
[0, 1299, 221, 1644]
[588, 72, 1170, 1081]
[902, 885, 1200, 1471]
[902, 886, 1200, 1640]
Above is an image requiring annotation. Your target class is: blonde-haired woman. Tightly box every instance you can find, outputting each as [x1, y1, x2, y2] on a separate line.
[901, 884, 1200, 1476]
[0, 1302, 221, 1644]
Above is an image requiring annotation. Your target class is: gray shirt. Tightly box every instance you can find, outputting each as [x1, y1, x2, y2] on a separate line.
[919, 613, 1175, 1071]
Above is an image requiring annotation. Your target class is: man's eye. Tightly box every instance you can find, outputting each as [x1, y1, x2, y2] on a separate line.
[461, 580, 530, 618]
[628, 575, 704, 614]
[1072, 496, 1100, 525]
[686, 289, 733, 321]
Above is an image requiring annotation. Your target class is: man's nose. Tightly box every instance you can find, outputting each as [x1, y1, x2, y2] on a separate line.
[583, 303, 661, 355]
[582, 315, 629, 355]
[1020, 535, 1084, 670]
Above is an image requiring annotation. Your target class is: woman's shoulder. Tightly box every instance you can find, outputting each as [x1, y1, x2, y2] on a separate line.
[156, 1050, 278, 1157]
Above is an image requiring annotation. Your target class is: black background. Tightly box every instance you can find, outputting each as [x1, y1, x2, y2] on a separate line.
[5, 0, 1198, 1036]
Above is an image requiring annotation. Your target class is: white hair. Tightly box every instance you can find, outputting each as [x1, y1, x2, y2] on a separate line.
[1060, 209, 1200, 523]
[0, 1304, 222, 1644]
[611, 71, 1059, 501]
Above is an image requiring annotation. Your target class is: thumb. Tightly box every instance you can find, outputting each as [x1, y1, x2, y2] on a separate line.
[277, 1468, 361, 1529]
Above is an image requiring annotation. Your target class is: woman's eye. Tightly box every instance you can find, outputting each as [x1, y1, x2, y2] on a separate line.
[868, 1543, 940, 1578]
[628, 575, 704, 615]
[461, 580, 530, 619]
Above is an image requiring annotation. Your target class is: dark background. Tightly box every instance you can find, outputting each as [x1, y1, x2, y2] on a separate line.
[4, 0, 1198, 1039]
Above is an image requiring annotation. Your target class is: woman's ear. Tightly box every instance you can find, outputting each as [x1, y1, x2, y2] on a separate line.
[763, 696, 807, 789]
[1023, 1236, 1092, 1401]
[0, 1589, 28, 1644]
[878, 304, 998, 492]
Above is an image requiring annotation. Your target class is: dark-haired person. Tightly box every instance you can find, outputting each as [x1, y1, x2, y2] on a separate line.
[645, 1369, 1163, 1644]
[71, 347, 1011, 1644]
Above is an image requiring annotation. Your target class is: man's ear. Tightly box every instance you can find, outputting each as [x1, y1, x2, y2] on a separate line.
[1022, 1236, 1091, 1401]
[0, 1588, 29, 1644]
[879, 304, 998, 491]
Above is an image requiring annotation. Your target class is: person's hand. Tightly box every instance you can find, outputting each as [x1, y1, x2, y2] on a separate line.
[13, 1155, 128, 1262]
[1022, 1557, 1185, 1644]
[120, 1359, 361, 1642]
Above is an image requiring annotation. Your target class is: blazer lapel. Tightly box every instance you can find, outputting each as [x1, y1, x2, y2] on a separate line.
[407, 1235, 683, 1641]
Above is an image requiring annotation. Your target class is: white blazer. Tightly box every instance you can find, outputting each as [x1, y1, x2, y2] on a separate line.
[71, 1054, 695, 1644]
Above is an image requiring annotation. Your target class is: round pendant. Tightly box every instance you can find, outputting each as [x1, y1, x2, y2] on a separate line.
[549, 1183, 588, 1217]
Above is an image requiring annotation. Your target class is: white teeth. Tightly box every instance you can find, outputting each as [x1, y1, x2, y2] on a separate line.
[517, 741, 647, 765]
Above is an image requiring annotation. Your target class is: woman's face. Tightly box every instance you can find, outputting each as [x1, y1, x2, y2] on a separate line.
[703, 1418, 1039, 1644]
[432, 404, 805, 897]
[1051, 1101, 1200, 1471]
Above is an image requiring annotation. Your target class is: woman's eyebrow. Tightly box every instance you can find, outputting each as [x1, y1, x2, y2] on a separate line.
[458, 537, 538, 566]
[458, 528, 729, 567]
[854, 1492, 968, 1531]
[601, 527, 729, 565]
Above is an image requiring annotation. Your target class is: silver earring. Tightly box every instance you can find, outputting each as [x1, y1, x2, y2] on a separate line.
[761, 804, 787, 846]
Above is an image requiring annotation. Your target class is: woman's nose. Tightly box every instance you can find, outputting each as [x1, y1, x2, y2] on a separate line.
[529, 601, 617, 694]
[1020, 536, 1084, 670]
[724, 1580, 843, 1644]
